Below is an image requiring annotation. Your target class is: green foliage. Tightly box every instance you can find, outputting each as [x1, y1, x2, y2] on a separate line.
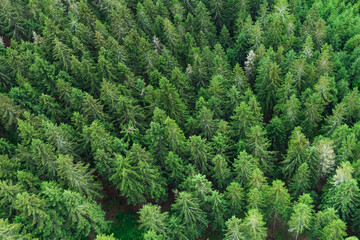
[14, 192, 52, 237]
[187, 135, 212, 174]
[246, 125, 275, 174]
[290, 163, 311, 197]
[225, 182, 244, 216]
[322, 179, 360, 222]
[0, 218, 27, 240]
[56, 154, 101, 198]
[139, 204, 169, 237]
[288, 194, 314, 240]
[266, 180, 291, 230]
[242, 209, 267, 240]
[171, 191, 208, 238]
[1, 0, 360, 238]
[282, 127, 310, 178]
[110, 211, 144, 240]
[110, 144, 167, 205]
[95, 233, 118, 240]
[224, 216, 245, 240]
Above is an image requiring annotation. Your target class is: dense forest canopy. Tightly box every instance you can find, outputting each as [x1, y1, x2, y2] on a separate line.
[0, 0, 360, 239]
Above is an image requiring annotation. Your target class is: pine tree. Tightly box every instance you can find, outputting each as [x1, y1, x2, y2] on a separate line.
[0, 218, 25, 239]
[288, 194, 314, 240]
[210, 0, 225, 29]
[171, 191, 208, 238]
[0, 94, 23, 130]
[280, 94, 301, 130]
[164, 117, 187, 155]
[164, 152, 186, 187]
[242, 209, 267, 240]
[255, 56, 282, 116]
[181, 174, 212, 202]
[139, 204, 169, 237]
[314, 74, 337, 106]
[322, 179, 360, 222]
[211, 154, 230, 189]
[224, 216, 245, 240]
[266, 116, 286, 152]
[248, 168, 267, 190]
[62, 190, 108, 237]
[302, 91, 324, 137]
[282, 127, 310, 178]
[110, 154, 145, 205]
[225, 182, 244, 216]
[43, 121, 74, 155]
[30, 139, 58, 179]
[290, 163, 311, 197]
[82, 93, 105, 121]
[246, 125, 275, 174]
[57, 154, 101, 198]
[233, 151, 257, 186]
[322, 102, 346, 136]
[95, 234, 118, 240]
[196, 106, 218, 139]
[266, 180, 291, 230]
[323, 219, 347, 240]
[316, 138, 335, 178]
[53, 38, 73, 72]
[194, 2, 216, 44]
[187, 136, 212, 174]
[231, 101, 261, 140]
[163, 18, 180, 52]
[247, 188, 265, 211]
[311, 208, 345, 240]
[207, 190, 228, 230]
[15, 192, 52, 237]
[159, 77, 187, 123]
[0, 180, 23, 217]
[0, 154, 18, 179]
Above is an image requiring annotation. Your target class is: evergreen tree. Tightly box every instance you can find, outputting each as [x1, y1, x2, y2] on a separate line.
[247, 188, 265, 211]
[288, 194, 314, 240]
[246, 125, 275, 174]
[14, 192, 52, 237]
[266, 180, 291, 230]
[139, 204, 169, 237]
[225, 182, 244, 216]
[242, 209, 267, 240]
[231, 101, 261, 140]
[266, 116, 286, 152]
[0, 180, 23, 217]
[224, 216, 245, 240]
[233, 151, 257, 187]
[57, 154, 101, 198]
[211, 154, 230, 189]
[323, 219, 347, 240]
[110, 154, 145, 205]
[196, 106, 218, 139]
[207, 190, 228, 230]
[290, 163, 311, 197]
[171, 191, 208, 238]
[322, 179, 360, 222]
[0, 218, 26, 239]
[255, 56, 282, 116]
[159, 77, 187, 123]
[316, 138, 335, 178]
[164, 152, 186, 187]
[282, 127, 310, 178]
[187, 136, 212, 174]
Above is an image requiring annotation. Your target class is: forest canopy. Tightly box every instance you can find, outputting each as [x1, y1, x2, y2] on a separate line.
[0, 0, 360, 239]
